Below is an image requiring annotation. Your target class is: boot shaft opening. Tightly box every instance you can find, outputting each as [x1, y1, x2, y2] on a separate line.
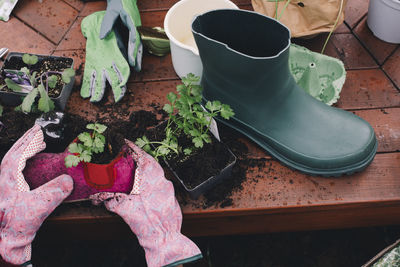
[192, 9, 290, 58]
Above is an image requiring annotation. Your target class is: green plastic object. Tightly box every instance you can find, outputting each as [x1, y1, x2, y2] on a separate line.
[100, 0, 143, 72]
[138, 26, 170, 57]
[192, 9, 377, 177]
[81, 11, 130, 103]
[289, 43, 346, 105]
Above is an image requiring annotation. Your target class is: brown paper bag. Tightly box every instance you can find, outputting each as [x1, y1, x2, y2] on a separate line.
[251, 0, 347, 38]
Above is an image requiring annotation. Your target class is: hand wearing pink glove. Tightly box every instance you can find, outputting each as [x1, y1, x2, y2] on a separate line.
[90, 140, 202, 267]
[0, 125, 73, 266]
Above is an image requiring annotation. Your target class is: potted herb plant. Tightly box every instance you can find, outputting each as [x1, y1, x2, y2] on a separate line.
[64, 123, 133, 190]
[136, 74, 237, 199]
[0, 52, 75, 110]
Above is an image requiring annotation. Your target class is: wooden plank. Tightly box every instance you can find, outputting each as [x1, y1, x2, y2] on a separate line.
[180, 153, 400, 214]
[354, 108, 400, 153]
[182, 201, 400, 236]
[43, 153, 400, 238]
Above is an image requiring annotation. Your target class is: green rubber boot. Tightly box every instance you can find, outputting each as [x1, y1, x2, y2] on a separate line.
[192, 9, 377, 177]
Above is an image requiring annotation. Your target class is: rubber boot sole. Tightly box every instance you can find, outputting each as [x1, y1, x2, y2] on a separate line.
[218, 116, 378, 177]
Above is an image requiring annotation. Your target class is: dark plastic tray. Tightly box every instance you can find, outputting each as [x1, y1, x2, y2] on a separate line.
[158, 125, 237, 199]
[0, 52, 75, 110]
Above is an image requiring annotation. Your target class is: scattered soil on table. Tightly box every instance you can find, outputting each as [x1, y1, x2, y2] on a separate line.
[0, 55, 73, 98]
[0, 107, 255, 208]
[192, 123, 268, 208]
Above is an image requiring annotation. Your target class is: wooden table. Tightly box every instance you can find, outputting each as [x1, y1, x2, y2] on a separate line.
[1, 0, 399, 240]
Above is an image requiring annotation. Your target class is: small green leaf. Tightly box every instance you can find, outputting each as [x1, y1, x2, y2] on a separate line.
[158, 146, 170, 156]
[80, 150, 92, 162]
[30, 71, 37, 87]
[190, 84, 202, 96]
[21, 88, 38, 113]
[65, 154, 80, 168]
[94, 136, 105, 150]
[205, 100, 221, 112]
[37, 84, 55, 112]
[68, 142, 83, 154]
[47, 75, 58, 88]
[135, 137, 149, 148]
[87, 123, 107, 133]
[20, 67, 30, 75]
[220, 104, 235, 119]
[176, 84, 186, 93]
[96, 124, 107, 134]
[163, 103, 173, 114]
[5, 78, 22, 92]
[22, 54, 38, 65]
[188, 129, 200, 137]
[142, 144, 152, 154]
[0, 105, 3, 116]
[183, 148, 192, 155]
[193, 137, 203, 148]
[61, 68, 75, 84]
[86, 123, 95, 130]
[201, 133, 211, 143]
[78, 132, 92, 146]
[166, 92, 177, 104]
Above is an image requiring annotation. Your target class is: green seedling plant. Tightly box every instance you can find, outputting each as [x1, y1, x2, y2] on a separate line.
[136, 73, 234, 161]
[64, 123, 107, 168]
[1, 53, 75, 113]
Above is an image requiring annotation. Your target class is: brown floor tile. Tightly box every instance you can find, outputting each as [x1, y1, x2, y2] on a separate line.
[63, 0, 85, 11]
[344, 0, 369, 29]
[130, 53, 178, 83]
[331, 33, 377, 69]
[354, 17, 398, 65]
[141, 10, 166, 28]
[335, 69, 400, 110]
[57, 17, 86, 51]
[0, 16, 55, 54]
[13, 0, 79, 45]
[383, 47, 400, 89]
[335, 22, 351, 34]
[79, 1, 106, 17]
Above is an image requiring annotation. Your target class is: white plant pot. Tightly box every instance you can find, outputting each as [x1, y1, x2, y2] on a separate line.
[367, 0, 400, 44]
[164, 0, 238, 78]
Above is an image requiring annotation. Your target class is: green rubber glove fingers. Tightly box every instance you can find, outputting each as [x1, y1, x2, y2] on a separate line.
[81, 11, 130, 103]
[100, 0, 143, 72]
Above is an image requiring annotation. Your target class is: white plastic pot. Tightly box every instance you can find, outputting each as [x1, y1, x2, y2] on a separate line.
[367, 0, 400, 44]
[164, 0, 238, 78]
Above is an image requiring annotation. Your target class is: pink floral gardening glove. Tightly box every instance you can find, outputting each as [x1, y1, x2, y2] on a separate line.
[0, 125, 73, 266]
[90, 140, 202, 267]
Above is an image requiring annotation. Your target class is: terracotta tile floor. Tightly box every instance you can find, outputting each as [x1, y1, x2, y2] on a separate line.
[1, 0, 400, 241]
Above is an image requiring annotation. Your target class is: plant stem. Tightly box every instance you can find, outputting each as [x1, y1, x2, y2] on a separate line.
[277, 0, 291, 21]
[152, 140, 179, 154]
[321, 0, 344, 54]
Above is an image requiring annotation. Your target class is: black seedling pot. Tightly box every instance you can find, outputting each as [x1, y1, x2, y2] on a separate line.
[153, 122, 237, 199]
[0, 52, 75, 110]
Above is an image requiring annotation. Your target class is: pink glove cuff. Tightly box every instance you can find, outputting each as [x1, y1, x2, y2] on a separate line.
[144, 232, 202, 267]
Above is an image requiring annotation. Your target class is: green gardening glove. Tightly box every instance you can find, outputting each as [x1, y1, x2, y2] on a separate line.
[81, 11, 130, 103]
[100, 0, 143, 72]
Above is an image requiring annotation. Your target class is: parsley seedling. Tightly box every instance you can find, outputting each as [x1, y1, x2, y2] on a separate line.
[64, 123, 107, 168]
[136, 73, 234, 161]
